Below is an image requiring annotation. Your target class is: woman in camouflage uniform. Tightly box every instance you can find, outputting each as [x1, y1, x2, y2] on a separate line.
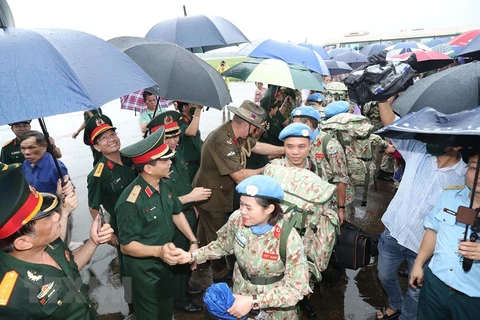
[180, 175, 310, 319]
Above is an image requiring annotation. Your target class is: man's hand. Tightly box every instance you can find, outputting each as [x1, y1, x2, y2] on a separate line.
[59, 192, 79, 217]
[385, 144, 396, 155]
[56, 175, 74, 198]
[458, 240, 480, 261]
[90, 214, 114, 246]
[228, 294, 253, 318]
[409, 262, 424, 289]
[189, 187, 212, 202]
[72, 131, 79, 139]
[157, 242, 183, 265]
[338, 208, 345, 225]
[109, 234, 119, 247]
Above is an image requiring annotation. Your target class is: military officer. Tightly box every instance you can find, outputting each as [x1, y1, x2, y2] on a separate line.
[147, 111, 211, 313]
[176, 102, 204, 182]
[1, 120, 61, 164]
[114, 127, 199, 320]
[291, 106, 351, 224]
[193, 100, 284, 282]
[0, 163, 113, 319]
[179, 175, 310, 319]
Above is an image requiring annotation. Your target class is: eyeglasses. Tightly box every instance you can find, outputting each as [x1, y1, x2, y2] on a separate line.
[97, 132, 118, 144]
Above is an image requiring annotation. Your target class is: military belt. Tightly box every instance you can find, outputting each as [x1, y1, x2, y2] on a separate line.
[238, 265, 284, 285]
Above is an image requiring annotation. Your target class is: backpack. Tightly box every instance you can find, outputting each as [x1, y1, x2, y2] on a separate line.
[321, 113, 376, 206]
[264, 163, 339, 282]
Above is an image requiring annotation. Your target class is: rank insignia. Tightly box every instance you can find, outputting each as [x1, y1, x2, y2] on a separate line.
[27, 271, 42, 282]
[226, 151, 235, 157]
[226, 138, 233, 145]
[65, 250, 70, 263]
[234, 231, 247, 248]
[164, 115, 173, 125]
[145, 186, 153, 198]
[0, 271, 18, 306]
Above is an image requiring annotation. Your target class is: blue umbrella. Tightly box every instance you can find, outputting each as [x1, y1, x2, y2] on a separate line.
[360, 43, 390, 57]
[297, 42, 330, 60]
[457, 34, 480, 60]
[146, 14, 250, 54]
[327, 47, 353, 59]
[0, 0, 14, 28]
[425, 38, 449, 48]
[236, 39, 330, 76]
[203, 283, 238, 320]
[333, 51, 368, 69]
[0, 27, 156, 125]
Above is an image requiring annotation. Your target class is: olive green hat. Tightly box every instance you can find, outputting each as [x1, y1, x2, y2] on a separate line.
[83, 114, 116, 146]
[121, 126, 175, 164]
[146, 110, 182, 138]
[227, 100, 266, 129]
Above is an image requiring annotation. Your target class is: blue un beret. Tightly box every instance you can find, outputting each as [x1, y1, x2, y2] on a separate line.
[324, 101, 350, 118]
[278, 123, 312, 141]
[236, 175, 284, 201]
[291, 106, 321, 122]
[306, 93, 326, 103]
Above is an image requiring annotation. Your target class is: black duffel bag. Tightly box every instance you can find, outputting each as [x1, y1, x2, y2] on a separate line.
[333, 221, 380, 270]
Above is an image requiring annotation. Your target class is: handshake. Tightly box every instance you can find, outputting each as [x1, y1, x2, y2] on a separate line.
[157, 242, 199, 269]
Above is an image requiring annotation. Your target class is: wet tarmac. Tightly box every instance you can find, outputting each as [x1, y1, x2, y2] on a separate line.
[0, 82, 408, 319]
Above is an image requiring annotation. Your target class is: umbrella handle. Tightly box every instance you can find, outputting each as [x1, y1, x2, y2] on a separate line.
[463, 150, 480, 241]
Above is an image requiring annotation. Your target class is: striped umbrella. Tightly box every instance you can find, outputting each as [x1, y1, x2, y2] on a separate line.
[431, 43, 463, 58]
[221, 58, 325, 90]
[120, 89, 173, 113]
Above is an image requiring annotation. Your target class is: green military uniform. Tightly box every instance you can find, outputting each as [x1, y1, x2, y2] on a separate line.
[178, 113, 203, 182]
[0, 239, 98, 320]
[0, 138, 24, 164]
[115, 176, 183, 320]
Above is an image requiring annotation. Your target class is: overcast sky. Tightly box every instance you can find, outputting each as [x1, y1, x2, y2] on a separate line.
[7, 0, 480, 45]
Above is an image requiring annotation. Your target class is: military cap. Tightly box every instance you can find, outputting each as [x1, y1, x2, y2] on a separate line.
[291, 106, 321, 122]
[121, 126, 175, 164]
[0, 166, 61, 239]
[227, 100, 266, 129]
[146, 110, 182, 137]
[306, 93, 326, 103]
[278, 123, 312, 142]
[83, 114, 116, 146]
[236, 175, 284, 201]
[8, 120, 32, 126]
[324, 101, 350, 118]
[0, 162, 22, 179]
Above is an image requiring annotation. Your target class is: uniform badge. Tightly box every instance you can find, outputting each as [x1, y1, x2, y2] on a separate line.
[106, 161, 114, 170]
[27, 271, 42, 282]
[235, 231, 247, 248]
[226, 151, 235, 157]
[314, 153, 324, 160]
[273, 225, 282, 239]
[327, 143, 338, 154]
[262, 252, 279, 261]
[226, 138, 233, 145]
[126, 185, 141, 203]
[245, 184, 258, 196]
[164, 115, 173, 125]
[95, 118, 105, 126]
[145, 186, 153, 198]
[37, 282, 55, 299]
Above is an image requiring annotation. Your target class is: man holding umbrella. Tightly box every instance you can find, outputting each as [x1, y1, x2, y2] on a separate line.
[375, 99, 467, 320]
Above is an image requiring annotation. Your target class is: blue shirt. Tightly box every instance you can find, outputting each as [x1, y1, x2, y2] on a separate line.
[22, 152, 69, 194]
[381, 139, 466, 253]
[425, 187, 480, 297]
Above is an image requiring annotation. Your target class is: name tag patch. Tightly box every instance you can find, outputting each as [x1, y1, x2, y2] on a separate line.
[235, 231, 247, 248]
[262, 252, 279, 261]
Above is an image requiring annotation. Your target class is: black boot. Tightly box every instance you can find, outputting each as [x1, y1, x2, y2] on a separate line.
[298, 296, 317, 320]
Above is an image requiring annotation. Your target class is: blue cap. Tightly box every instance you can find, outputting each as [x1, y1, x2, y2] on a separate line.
[236, 175, 284, 201]
[278, 123, 312, 141]
[306, 93, 326, 103]
[324, 101, 350, 118]
[291, 106, 321, 122]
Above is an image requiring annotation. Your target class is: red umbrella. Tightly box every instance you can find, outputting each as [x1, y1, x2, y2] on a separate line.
[448, 29, 480, 46]
[389, 51, 453, 73]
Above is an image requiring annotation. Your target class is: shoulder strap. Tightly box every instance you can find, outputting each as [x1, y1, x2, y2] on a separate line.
[279, 217, 295, 264]
[321, 133, 335, 163]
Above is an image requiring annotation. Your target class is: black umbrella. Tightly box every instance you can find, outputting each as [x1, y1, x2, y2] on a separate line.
[392, 61, 480, 117]
[359, 42, 391, 57]
[323, 60, 353, 76]
[0, 0, 14, 28]
[108, 36, 232, 110]
[146, 14, 249, 54]
[457, 34, 480, 60]
[333, 51, 369, 69]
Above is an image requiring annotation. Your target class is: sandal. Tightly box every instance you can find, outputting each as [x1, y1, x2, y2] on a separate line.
[376, 307, 401, 320]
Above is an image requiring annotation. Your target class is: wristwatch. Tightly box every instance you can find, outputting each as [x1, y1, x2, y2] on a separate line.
[252, 295, 260, 310]
[190, 240, 200, 245]
[337, 205, 346, 209]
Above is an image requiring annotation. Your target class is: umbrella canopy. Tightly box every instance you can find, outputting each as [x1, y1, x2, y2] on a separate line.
[146, 14, 249, 53]
[297, 42, 330, 60]
[109, 36, 231, 110]
[425, 38, 449, 48]
[203, 283, 236, 320]
[333, 51, 368, 69]
[448, 29, 480, 46]
[388, 51, 453, 73]
[385, 42, 431, 51]
[0, 0, 14, 28]
[328, 47, 353, 58]
[392, 61, 480, 117]
[431, 43, 464, 58]
[0, 28, 156, 125]
[376, 106, 480, 145]
[221, 58, 325, 91]
[324, 60, 353, 76]
[457, 34, 480, 60]
[359, 42, 390, 57]
[120, 89, 173, 113]
[236, 39, 330, 75]
[386, 47, 426, 58]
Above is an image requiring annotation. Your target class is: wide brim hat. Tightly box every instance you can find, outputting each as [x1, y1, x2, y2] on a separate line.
[227, 100, 266, 130]
[121, 126, 175, 164]
[146, 110, 182, 138]
[83, 114, 116, 146]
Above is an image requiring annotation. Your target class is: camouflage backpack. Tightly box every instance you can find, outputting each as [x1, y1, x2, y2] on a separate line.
[264, 162, 339, 282]
[320, 113, 376, 205]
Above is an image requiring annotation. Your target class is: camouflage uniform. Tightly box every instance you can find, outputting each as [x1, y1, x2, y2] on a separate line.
[310, 131, 354, 206]
[196, 210, 310, 319]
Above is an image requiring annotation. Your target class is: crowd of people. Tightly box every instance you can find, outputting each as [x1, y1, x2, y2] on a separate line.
[0, 66, 479, 320]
